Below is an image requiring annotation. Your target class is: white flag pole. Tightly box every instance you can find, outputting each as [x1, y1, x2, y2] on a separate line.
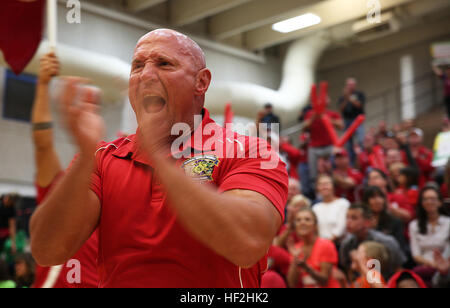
[47, 0, 58, 52]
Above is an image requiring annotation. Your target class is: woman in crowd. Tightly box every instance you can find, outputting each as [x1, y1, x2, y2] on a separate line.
[312, 175, 350, 243]
[287, 209, 340, 288]
[367, 169, 413, 222]
[274, 194, 311, 249]
[350, 241, 388, 288]
[395, 167, 420, 208]
[14, 254, 35, 288]
[409, 186, 450, 287]
[363, 186, 408, 255]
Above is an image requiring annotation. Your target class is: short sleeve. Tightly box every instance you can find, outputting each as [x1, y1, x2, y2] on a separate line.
[218, 138, 289, 221]
[89, 143, 110, 203]
[65, 142, 108, 204]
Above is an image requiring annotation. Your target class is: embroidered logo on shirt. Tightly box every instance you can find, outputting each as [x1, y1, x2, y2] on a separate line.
[181, 155, 220, 182]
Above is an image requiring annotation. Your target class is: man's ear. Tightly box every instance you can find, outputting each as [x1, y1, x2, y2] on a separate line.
[194, 68, 212, 96]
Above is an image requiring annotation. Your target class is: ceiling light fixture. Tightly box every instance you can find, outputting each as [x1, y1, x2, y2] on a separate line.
[272, 13, 321, 33]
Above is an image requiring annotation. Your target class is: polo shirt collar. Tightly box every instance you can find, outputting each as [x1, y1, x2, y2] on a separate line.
[112, 108, 219, 165]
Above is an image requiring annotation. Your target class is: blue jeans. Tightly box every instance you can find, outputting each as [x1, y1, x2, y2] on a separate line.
[344, 118, 365, 166]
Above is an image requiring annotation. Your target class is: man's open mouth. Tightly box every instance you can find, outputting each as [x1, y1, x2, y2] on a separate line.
[142, 95, 166, 113]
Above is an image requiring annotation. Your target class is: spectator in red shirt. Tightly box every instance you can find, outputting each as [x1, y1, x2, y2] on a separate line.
[280, 138, 306, 180]
[286, 209, 341, 288]
[30, 53, 99, 288]
[408, 128, 434, 188]
[303, 99, 344, 186]
[394, 167, 420, 209]
[367, 169, 413, 223]
[274, 194, 311, 250]
[30, 29, 288, 288]
[357, 134, 386, 175]
[333, 149, 364, 203]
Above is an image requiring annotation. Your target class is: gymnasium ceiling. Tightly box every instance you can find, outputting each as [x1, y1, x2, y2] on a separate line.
[85, 0, 450, 55]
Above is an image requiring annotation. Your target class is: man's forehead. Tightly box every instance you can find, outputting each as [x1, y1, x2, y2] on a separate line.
[134, 29, 205, 67]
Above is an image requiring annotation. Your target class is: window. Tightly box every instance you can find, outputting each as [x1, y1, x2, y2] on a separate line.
[2, 69, 37, 122]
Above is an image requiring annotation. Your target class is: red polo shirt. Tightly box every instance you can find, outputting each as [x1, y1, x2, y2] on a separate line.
[33, 176, 99, 288]
[88, 108, 288, 288]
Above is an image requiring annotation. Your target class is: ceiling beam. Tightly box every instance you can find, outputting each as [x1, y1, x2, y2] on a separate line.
[127, 0, 167, 12]
[318, 16, 450, 71]
[244, 0, 419, 50]
[170, 0, 251, 27]
[209, 0, 321, 40]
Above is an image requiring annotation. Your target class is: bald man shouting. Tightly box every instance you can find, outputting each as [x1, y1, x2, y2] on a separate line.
[30, 29, 288, 288]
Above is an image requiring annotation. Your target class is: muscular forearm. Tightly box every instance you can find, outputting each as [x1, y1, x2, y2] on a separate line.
[30, 155, 100, 266]
[32, 82, 55, 151]
[152, 155, 280, 268]
[32, 82, 52, 124]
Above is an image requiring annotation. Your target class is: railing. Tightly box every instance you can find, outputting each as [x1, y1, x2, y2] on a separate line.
[364, 72, 442, 129]
[282, 72, 444, 138]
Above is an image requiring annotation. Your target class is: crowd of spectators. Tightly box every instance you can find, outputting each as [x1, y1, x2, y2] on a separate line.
[262, 77, 450, 288]
[1, 68, 449, 288]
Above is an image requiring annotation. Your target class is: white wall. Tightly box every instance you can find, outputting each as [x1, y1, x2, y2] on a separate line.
[317, 33, 450, 129]
[0, 4, 282, 196]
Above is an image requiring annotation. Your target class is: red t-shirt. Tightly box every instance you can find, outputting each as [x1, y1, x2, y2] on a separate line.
[305, 110, 341, 147]
[32, 176, 99, 289]
[88, 108, 288, 288]
[394, 187, 419, 209]
[334, 168, 364, 203]
[388, 193, 415, 221]
[358, 145, 386, 174]
[290, 238, 341, 288]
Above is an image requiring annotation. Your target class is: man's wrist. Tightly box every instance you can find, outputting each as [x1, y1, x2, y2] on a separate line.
[37, 78, 51, 87]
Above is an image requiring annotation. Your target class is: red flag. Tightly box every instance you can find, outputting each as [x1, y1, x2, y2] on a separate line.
[224, 103, 234, 127]
[336, 115, 366, 148]
[0, 0, 46, 75]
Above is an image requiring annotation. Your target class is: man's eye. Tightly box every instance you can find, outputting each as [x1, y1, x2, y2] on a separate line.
[159, 61, 171, 67]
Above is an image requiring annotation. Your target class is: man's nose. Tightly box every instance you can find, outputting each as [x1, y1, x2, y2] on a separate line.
[140, 63, 158, 82]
